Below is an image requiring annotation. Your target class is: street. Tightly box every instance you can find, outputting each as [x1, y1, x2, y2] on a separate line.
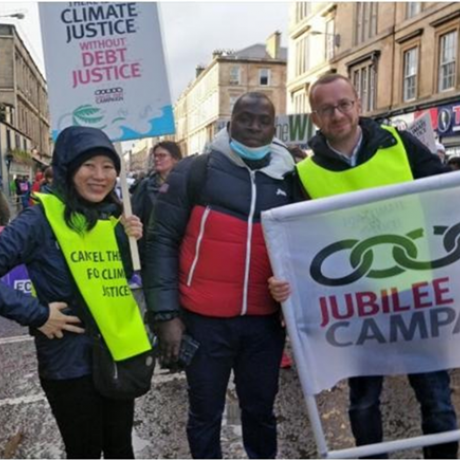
[1, 312, 460, 459]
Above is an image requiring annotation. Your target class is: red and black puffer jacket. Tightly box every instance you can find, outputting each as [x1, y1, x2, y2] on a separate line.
[143, 142, 295, 319]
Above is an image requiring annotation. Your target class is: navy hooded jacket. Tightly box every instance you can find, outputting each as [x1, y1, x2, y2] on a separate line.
[0, 127, 129, 380]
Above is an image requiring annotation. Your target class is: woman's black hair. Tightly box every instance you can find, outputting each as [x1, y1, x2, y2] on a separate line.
[60, 169, 122, 233]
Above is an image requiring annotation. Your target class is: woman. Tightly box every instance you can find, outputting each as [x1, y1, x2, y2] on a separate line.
[0, 126, 147, 459]
[131, 141, 182, 256]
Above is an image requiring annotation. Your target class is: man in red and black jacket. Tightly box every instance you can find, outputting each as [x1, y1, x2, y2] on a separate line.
[143, 92, 296, 459]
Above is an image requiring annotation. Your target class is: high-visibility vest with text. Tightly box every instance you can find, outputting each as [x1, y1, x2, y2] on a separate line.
[37, 193, 151, 361]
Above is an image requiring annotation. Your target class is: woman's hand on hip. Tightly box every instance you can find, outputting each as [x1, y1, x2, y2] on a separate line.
[38, 302, 85, 339]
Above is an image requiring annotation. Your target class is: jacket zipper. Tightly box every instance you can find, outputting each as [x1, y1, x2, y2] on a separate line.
[187, 206, 211, 287]
[242, 170, 257, 316]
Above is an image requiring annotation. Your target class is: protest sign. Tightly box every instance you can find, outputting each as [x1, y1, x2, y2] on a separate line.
[407, 112, 437, 153]
[39, 2, 175, 142]
[1, 264, 31, 295]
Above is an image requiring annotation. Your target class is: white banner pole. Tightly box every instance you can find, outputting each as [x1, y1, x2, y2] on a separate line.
[327, 429, 460, 459]
[263, 218, 330, 456]
[115, 142, 140, 271]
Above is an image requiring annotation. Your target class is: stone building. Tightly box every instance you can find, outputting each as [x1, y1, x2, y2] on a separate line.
[287, 2, 460, 155]
[174, 32, 287, 155]
[0, 23, 50, 190]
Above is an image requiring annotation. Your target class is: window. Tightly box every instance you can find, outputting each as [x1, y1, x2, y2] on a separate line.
[355, 3, 378, 45]
[403, 47, 418, 101]
[439, 31, 458, 92]
[295, 35, 310, 77]
[325, 19, 335, 60]
[406, 3, 422, 19]
[229, 95, 239, 111]
[229, 66, 240, 85]
[295, 2, 311, 23]
[259, 69, 271, 86]
[292, 90, 307, 114]
[352, 63, 376, 112]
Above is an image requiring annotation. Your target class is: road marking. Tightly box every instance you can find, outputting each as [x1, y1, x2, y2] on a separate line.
[0, 394, 46, 407]
[133, 428, 151, 454]
[0, 335, 33, 346]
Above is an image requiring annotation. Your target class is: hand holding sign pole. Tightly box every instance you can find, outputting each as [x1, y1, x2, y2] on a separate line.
[114, 142, 140, 271]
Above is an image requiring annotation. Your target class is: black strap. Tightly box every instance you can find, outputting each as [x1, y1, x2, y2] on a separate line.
[187, 153, 210, 206]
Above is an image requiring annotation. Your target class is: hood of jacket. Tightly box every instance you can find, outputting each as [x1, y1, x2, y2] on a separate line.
[210, 128, 294, 180]
[51, 126, 121, 194]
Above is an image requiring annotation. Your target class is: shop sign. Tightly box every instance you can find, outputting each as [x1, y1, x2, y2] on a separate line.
[435, 103, 460, 136]
[275, 114, 314, 145]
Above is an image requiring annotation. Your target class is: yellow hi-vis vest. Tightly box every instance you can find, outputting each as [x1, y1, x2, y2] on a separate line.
[297, 125, 414, 198]
[37, 193, 151, 361]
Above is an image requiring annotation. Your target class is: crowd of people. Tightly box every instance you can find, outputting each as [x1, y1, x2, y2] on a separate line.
[0, 73, 460, 459]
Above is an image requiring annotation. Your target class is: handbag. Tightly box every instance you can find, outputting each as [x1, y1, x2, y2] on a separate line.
[92, 332, 156, 400]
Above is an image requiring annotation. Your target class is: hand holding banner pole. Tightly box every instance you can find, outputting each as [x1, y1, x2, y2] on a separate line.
[115, 142, 141, 272]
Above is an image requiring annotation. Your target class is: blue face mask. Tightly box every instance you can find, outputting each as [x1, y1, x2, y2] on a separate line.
[230, 138, 271, 160]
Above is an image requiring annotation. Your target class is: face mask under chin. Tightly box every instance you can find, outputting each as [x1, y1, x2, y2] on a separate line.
[230, 138, 271, 160]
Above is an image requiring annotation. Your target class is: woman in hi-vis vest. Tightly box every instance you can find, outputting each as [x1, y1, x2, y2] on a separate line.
[0, 126, 144, 459]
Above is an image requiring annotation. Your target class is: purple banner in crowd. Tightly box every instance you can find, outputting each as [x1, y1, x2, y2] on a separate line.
[1, 265, 32, 295]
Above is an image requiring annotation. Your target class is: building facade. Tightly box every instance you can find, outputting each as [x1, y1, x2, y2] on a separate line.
[174, 32, 287, 156]
[0, 23, 51, 191]
[287, 2, 460, 154]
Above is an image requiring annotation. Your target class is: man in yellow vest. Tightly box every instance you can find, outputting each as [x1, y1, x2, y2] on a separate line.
[270, 73, 457, 458]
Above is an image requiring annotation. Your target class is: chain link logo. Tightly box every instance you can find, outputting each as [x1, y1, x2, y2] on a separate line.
[310, 223, 460, 286]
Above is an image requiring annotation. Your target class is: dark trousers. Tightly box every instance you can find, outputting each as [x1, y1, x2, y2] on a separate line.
[41, 375, 135, 459]
[183, 311, 285, 459]
[349, 372, 458, 459]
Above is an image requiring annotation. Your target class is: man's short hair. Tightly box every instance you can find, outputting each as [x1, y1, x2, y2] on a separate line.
[232, 92, 275, 118]
[308, 73, 358, 109]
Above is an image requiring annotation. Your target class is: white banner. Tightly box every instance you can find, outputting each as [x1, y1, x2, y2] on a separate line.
[39, 2, 175, 142]
[262, 172, 460, 395]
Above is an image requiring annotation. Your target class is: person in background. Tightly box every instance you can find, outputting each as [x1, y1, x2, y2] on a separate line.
[30, 170, 44, 205]
[269, 73, 457, 459]
[14, 175, 22, 196]
[448, 156, 460, 171]
[131, 141, 182, 257]
[0, 126, 145, 459]
[0, 188, 10, 226]
[9, 177, 16, 201]
[128, 171, 146, 195]
[41, 166, 54, 193]
[143, 92, 296, 459]
[19, 175, 31, 210]
[14, 175, 24, 208]
[435, 141, 447, 164]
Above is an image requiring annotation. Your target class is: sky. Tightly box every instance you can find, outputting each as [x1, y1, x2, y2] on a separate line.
[0, 1, 290, 101]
